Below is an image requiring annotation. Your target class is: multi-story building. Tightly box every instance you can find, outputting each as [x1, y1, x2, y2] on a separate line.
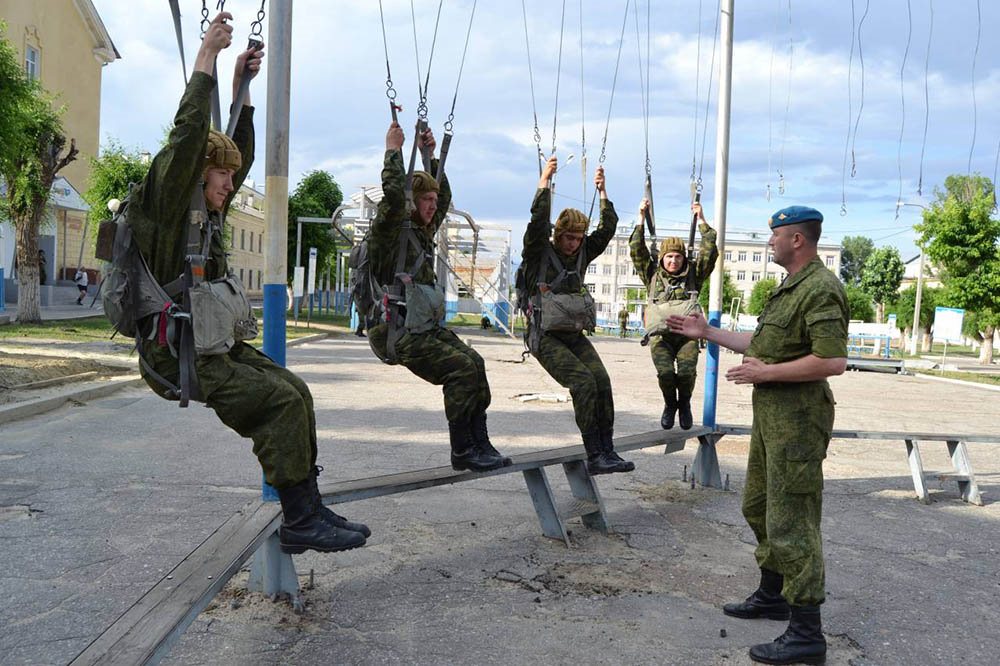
[226, 182, 266, 295]
[584, 221, 842, 325]
[0, 0, 117, 286]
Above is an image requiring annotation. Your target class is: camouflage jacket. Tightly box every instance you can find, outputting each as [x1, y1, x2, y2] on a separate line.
[521, 188, 617, 295]
[368, 150, 452, 288]
[629, 221, 718, 302]
[746, 256, 849, 365]
[127, 71, 254, 287]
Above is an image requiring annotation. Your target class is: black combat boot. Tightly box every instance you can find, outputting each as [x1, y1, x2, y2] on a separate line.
[677, 394, 694, 430]
[278, 479, 367, 554]
[723, 569, 791, 620]
[450, 421, 505, 472]
[309, 466, 371, 538]
[661, 393, 677, 429]
[582, 431, 635, 475]
[471, 412, 512, 466]
[748, 605, 826, 665]
[601, 430, 635, 472]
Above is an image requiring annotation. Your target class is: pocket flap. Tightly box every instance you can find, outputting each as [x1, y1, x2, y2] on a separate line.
[805, 308, 842, 326]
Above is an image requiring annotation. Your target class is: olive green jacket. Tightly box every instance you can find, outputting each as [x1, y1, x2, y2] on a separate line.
[369, 149, 452, 287]
[127, 71, 254, 287]
[521, 188, 617, 296]
[629, 221, 718, 302]
[746, 256, 849, 365]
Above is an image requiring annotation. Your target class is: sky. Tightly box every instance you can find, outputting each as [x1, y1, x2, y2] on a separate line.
[92, 0, 1000, 261]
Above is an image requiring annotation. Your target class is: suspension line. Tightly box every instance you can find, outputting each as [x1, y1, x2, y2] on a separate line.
[850, 0, 870, 179]
[437, 0, 478, 180]
[895, 0, 912, 219]
[378, 0, 400, 121]
[917, 0, 933, 196]
[696, 0, 721, 194]
[691, 0, 702, 188]
[521, 0, 544, 173]
[967, 0, 981, 176]
[579, 0, 587, 202]
[777, 0, 792, 196]
[551, 0, 568, 157]
[766, 0, 779, 201]
[840, 0, 856, 216]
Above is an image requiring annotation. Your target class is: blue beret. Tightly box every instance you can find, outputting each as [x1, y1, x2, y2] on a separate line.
[768, 205, 823, 229]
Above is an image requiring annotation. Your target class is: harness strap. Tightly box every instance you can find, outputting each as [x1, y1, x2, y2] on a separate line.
[543, 242, 585, 293]
[136, 336, 182, 400]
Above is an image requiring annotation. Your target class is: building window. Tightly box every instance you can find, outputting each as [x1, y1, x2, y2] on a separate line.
[25, 46, 39, 81]
[258, 272, 262, 288]
[618, 245, 627, 256]
[240, 229, 246, 250]
[767, 253, 773, 263]
[601, 284, 610, 295]
[724, 251, 732, 261]
[603, 265, 612, 275]
[587, 264, 596, 274]
[753, 252, 762, 263]
[765, 272, 772, 280]
[631, 266, 638, 276]
[826, 255, 835, 267]
[230, 229, 235, 249]
[752, 271, 761, 281]
[738, 251, 747, 262]
[258, 234, 263, 253]
[737, 271, 746, 281]
[618, 265, 628, 275]
[249, 231, 254, 251]
[239, 268, 244, 282]
[247, 269, 252, 287]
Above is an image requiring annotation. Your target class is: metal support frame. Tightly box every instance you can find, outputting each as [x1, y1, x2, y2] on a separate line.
[522, 468, 570, 544]
[945, 440, 983, 505]
[247, 532, 303, 611]
[562, 461, 610, 533]
[692, 433, 724, 488]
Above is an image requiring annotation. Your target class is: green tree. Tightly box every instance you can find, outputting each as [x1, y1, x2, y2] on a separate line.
[859, 246, 904, 323]
[0, 25, 76, 323]
[0, 21, 32, 172]
[747, 277, 777, 316]
[82, 139, 151, 231]
[845, 284, 875, 322]
[287, 170, 343, 286]
[699, 271, 742, 314]
[839, 235, 874, 285]
[916, 173, 1000, 364]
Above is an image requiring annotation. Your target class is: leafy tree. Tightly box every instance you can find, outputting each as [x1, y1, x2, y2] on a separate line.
[889, 285, 941, 333]
[83, 139, 151, 230]
[859, 246, 904, 323]
[916, 173, 1000, 364]
[747, 277, 777, 316]
[845, 284, 875, 322]
[0, 21, 32, 174]
[287, 170, 343, 286]
[0, 26, 76, 323]
[840, 235, 874, 285]
[699, 271, 742, 314]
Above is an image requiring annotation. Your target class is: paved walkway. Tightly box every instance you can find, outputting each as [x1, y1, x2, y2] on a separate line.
[1, 330, 998, 665]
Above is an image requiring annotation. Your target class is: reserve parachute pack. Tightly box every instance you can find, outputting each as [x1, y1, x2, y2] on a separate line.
[96, 187, 257, 406]
[641, 270, 701, 345]
[352, 221, 445, 365]
[518, 244, 596, 355]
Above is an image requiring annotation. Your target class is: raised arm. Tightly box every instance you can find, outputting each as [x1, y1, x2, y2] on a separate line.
[692, 202, 719, 283]
[371, 122, 407, 245]
[419, 127, 452, 233]
[521, 156, 557, 267]
[630, 198, 655, 282]
[584, 166, 617, 262]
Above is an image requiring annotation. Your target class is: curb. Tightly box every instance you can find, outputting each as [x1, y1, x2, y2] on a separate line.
[285, 332, 329, 347]
[910, 372, 1000, 393]
[0, 376, 146, 425]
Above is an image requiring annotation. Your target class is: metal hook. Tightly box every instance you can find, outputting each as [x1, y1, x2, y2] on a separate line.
[840, 203, 848, 216]
[765, 184, 771, 201]
[777, 173, 785, 195]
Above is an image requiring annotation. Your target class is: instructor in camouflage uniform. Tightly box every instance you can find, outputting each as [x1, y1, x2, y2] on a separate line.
[522, 156, 634, 475]
[133, 13, 368, 556]
[630, 199, 717, 430]
[617, 306, 630, 338]
[368, 121, 510, 473]
[669, 205, 847, 665]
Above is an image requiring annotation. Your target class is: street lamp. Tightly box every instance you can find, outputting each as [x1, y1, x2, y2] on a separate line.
[897, 201, 927, 355]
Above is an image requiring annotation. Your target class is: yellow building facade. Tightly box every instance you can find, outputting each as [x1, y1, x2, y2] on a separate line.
[228, 183, 266, 296]
[0, 0, 117, 282]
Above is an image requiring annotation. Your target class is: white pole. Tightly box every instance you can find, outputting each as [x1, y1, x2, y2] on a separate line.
[908, 248, 925, 355]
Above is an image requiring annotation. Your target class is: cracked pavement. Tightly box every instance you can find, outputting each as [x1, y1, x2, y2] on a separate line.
[1, 329, 998, 665]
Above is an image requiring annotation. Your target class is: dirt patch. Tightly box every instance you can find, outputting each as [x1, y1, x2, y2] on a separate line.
[633, 479, 715, 505]
[0, 352, 132, 404]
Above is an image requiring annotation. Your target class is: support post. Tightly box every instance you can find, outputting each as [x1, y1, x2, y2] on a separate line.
[702, 0, 734, 429]
[561, 461, 610, 533]
[255, 0, 299, 605]
[693, 434, 723, 488]
[945, 440, 983, 505]
[905, 439, 930, 504]
[522, 468, 570, 545]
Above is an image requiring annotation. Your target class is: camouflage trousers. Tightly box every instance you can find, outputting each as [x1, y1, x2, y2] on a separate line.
[618, 322, 628, 338]
[744, 382, 834, 606]
[650, 332, 700, 401]
[370, 324, 491, 424]
[140, 341, 316, 491]
[534, 331, 614, 435]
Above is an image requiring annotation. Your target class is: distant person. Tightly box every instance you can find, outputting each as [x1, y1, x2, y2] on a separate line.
[480, 314, 492, 330]
[74, 267, 89, 305]
[617, 306, 629, 338]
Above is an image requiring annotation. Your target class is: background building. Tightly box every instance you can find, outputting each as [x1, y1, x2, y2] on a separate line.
[0, 0, 118, 292]
[227, 182, 266, 295]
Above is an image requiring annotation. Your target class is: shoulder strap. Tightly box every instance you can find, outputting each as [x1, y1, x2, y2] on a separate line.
[542, 244, 584, 293]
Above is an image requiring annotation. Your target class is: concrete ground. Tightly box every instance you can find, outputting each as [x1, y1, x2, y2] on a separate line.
[1, 328, 998, 665]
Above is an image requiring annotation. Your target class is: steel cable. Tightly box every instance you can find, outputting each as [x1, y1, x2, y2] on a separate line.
[850, 0, 870, 179]
[967, 0, 980, 176]
[895, 0, 912, 219]
[840, 0, 856, 215]
[917, 0, 933, 196]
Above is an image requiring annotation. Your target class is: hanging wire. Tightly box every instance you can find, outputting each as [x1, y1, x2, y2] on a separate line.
[777, 0, 792, 195]
[633, 0, 650, 174]
[691, 0, 702, 186]
[895, 0, 912, 220]
[579, 0, 587, 202]
[410, 0, 424, 111]
[551, 0, 568, 156]
[444, 0, 477, 134]
[766, 1, 780, 201]
[917, 0, 933, 196]
[850, 0, 870, 179]
[645, 0, 651, 175]
[839, 0, 856, 215]
[992, 136, 999, 209]
[966, 0, 981, 176]
[410, 0, 444, 121]
[587, 0, 631, 219]
[378, 0, 399, 113]
[520, 0, 544, 170]
[696, 0, 722, 193]
[249, 0, 266, 37]
[200, 0, 210, 36]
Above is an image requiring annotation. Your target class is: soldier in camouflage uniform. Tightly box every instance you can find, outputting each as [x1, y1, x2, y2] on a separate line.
[132, 14, 367, 556]
[669, 205, 848, 665]
[630, 199, 717, 430]
[367, 121, 510, 473]
[617, 306, 630, 338]
[522, 156, 634, 475]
